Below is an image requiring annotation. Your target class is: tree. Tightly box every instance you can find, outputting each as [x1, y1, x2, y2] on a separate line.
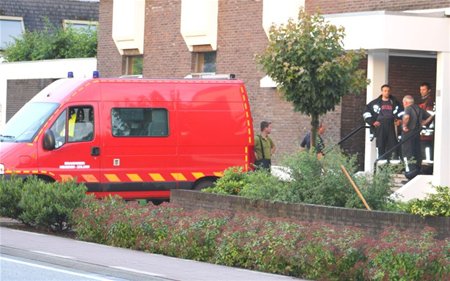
[3, 20, 97, 62]
[258, 10, 368, 150]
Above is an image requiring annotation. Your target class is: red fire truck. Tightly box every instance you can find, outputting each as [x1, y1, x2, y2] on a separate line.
[0, 75, 254, 199]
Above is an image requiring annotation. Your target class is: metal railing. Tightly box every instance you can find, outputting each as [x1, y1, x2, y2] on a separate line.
[373, 126, 424, 174]
[324, 125, 370, 154]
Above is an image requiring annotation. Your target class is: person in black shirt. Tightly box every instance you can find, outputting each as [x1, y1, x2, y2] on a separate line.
[300, 122, 326, 158]
[363, 84, 404, 160]
[401, 95, 434, 179]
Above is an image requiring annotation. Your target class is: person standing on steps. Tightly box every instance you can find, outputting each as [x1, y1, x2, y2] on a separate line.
[363, 84, 404, 160]
[401, 95, 434, 180]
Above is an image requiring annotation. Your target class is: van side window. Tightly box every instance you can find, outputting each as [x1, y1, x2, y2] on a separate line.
[68, 106, 94, 142]
[111, 108, 168, 137]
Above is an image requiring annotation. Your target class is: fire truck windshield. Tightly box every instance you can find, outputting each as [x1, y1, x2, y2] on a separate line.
[0, 102, 59, 142]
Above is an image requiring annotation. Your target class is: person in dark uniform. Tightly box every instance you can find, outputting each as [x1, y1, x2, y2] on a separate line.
[401, 95, 434, 180]
[417, 82, 435, 165]
[363, 84, 404, 160]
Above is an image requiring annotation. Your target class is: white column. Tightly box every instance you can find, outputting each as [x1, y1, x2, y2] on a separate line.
[433, 52, 450, 187]
[365, 50, 389, 172]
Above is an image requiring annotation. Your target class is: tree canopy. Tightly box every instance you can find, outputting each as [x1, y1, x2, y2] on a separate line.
[258, 10, 368, 150]
[3, 20, 97, 62]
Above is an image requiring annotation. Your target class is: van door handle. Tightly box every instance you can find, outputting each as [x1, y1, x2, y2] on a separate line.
[91, 146, 100, 156]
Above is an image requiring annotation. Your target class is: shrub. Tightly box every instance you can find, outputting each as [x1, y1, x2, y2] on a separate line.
[279, 149, 358, 206]
[19, 177, 88, 231]
[349, 164, 398, 210]
[74, 200, 449, 280]
[203, 167, 250, 195]
[203, 149, 396, 210]
[163, 210, 230, 261]
[405, 186, 450, 217]
[362, 228, 450, 280]
[4, 19, 97, 62]
[0, 175, 24, 219]
[73, 195, 126, 243]
[239, 170, 286, 201]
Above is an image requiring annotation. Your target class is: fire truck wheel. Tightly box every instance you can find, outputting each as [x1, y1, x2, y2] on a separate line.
[193, 179, 216, 190]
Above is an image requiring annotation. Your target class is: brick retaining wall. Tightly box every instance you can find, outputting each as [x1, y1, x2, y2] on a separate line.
[171, 190, 449, 240]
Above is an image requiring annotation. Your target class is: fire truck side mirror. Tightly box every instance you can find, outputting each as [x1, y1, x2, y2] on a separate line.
[43, 130, 56, 151]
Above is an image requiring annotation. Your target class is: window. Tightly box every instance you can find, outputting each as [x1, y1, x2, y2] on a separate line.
[193, 51, 216, 73]
[50, 110, 67, 149]
[0, 16, 24, 50]
[63, 20, 97, 31]
[68, 106, 94, 142]
[111, 108, 168, 137]
[0, 102, 58, 143]
[124, 55, 143, 75]
[50, 106, 94, 147]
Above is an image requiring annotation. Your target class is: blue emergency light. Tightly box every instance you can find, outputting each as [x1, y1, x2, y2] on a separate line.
[93, 71, 100, 78]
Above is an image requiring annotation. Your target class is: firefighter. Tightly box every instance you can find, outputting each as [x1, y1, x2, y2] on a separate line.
[363, 84, 404, 160]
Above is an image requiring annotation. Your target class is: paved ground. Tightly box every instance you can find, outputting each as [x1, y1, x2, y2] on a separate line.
[0, 219, 304, 281]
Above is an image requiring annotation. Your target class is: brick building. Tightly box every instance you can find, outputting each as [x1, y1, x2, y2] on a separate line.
[97, 0, 450, 188]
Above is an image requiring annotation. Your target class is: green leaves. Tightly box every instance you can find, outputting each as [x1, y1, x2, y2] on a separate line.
[18, 177, 88, 231]
[4, 19, 97, 62]
[406, 186, 450, 217]
[257, 10, 369, 147]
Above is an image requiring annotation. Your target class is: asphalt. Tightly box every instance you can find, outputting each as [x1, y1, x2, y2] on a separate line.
[0, 218, 303, 281]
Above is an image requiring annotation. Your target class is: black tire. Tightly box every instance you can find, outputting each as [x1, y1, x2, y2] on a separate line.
[193, 179, 216, 190]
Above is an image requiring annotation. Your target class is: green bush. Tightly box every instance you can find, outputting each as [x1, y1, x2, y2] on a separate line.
[19, 177, 88, 231]
[73, 201, 449, 280]
[239, 170, 286, 201]
[204, 150, 395, 210]
[73, 195, 125, 243]
[405, 186, 450, 217]
[349, 164, 398, 210]
[362, 228, 450, 280]
[4, 19, 97, 62]
[203, 167, 250, 195]
[0, 175, 24, 219]
[279, 150, 358, 206]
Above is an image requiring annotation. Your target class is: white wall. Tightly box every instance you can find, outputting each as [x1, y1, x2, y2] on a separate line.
[0, 58, 97, 131]
[326, 11, 450, 52]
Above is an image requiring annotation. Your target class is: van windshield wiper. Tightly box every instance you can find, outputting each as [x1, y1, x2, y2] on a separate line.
[0, 134, 16, 141]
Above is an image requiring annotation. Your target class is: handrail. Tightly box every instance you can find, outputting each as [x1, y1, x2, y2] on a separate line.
[324, 125, 370, 154]
[373, 126, 424, 173]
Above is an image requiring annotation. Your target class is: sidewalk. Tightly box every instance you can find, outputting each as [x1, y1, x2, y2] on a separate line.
[0, 219, 303, 281]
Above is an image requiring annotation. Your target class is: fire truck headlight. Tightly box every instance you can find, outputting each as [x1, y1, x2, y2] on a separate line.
[0, 164, 4, 175]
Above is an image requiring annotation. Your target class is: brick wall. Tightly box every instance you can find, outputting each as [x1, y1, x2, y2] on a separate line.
[0, 0, 98, 31]
[389, 56, 437, 100]
[171, 189, 449, 240]
[143, 0, 191, 77]
[6, 79, 55, 121]
[305, 0, 450, 13]
[97, 0, 122, 77]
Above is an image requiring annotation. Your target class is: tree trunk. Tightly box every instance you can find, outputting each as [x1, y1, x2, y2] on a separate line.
[310, 114, 319, 152]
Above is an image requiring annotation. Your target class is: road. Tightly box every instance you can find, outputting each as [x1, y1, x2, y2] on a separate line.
[1, 253, 130, 281]
[0, 226, 303, 281]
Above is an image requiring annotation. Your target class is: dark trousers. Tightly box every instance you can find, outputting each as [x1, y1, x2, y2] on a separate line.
[375, 119, 398, 159]
[254, 159, 271, 170]
[402, 132, 422, 179]
[421, 140, 434, 162]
